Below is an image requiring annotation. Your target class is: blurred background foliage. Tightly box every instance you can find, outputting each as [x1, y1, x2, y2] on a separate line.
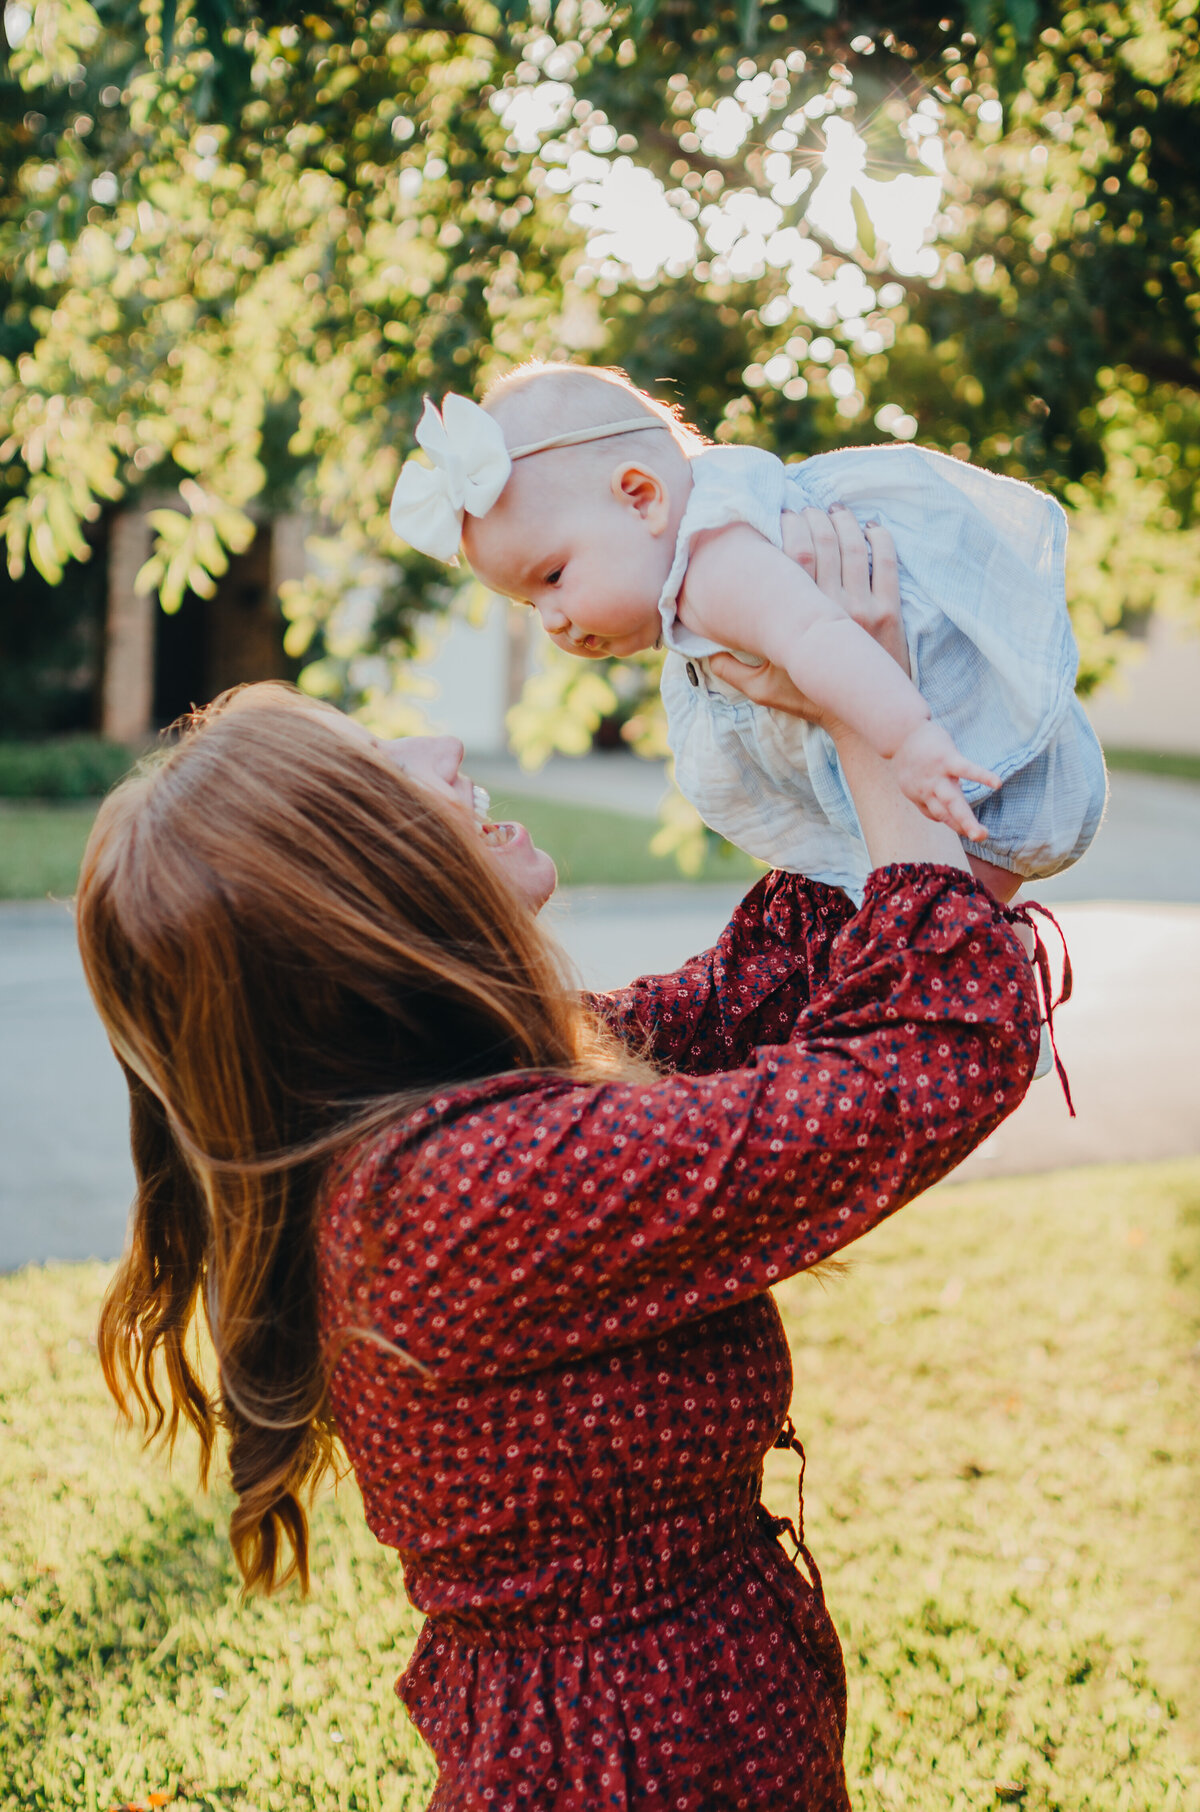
[1, 0, 1197, 778]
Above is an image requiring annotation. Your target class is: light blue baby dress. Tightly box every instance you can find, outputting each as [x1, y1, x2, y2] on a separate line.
[659, 442, 1108, 901]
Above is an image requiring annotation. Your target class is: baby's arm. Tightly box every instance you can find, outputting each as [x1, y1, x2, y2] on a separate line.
[679, 521, 999, 842]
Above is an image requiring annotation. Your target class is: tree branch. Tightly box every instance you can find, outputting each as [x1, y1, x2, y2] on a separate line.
[640, 123, 731, 179]
[1122, 343, 1200, 394]
[400, 11, 502, 45]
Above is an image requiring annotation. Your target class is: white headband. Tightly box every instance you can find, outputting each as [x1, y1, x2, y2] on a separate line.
[388, 392, 665, 563]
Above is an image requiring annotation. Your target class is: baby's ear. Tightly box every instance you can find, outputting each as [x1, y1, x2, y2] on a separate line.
[612, 461, 670, 532]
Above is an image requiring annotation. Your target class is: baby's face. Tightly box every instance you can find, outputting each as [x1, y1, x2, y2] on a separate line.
[463, 462, 670, 660]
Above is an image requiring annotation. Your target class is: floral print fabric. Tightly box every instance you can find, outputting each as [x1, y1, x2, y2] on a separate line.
[318, 864, 1039, 1809]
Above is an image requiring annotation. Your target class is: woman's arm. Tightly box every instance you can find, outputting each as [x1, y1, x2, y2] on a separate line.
[588, 746, 969, 1073]
[779, 505, 913, 678]
[683, 518, 998, 842]
[594, 515, 972, 1074]
[322, 868, 1039, 1381]
[708, 513, 983, 871]
[588, 869, 857, 1075]
[839, 730, 971, 870]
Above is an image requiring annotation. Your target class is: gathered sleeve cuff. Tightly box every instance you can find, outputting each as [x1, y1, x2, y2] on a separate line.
[319, 865, 1039, 1382]
[586, 869, 858, 1075]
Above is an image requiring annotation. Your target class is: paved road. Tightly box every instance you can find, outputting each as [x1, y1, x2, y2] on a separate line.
[0, 902, 137, 1268]
[545, 886, 1200, 1186]
[2, 769, 1198, 1270]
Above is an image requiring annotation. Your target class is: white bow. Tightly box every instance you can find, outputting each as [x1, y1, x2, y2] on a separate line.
[389, 394, 512, 563]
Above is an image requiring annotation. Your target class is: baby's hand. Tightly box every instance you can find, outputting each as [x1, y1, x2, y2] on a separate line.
[891, 720, 999, 843]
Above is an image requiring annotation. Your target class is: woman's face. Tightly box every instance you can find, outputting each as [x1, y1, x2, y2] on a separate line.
[320, 711, 558, 913]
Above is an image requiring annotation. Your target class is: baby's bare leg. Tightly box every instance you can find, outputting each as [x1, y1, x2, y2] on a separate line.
[967, 852, 1022, 905]
[967, 854, 1035, 960]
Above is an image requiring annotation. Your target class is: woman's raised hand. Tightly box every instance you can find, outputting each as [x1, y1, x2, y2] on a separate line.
[708, 505, 908, 724]
[712, 504, 974, 874]
[782, 505, 909, 674]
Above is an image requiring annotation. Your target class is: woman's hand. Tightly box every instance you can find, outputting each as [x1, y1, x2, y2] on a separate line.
[709, 505, 907, 724]
[781, 505, 910, 674]
[710, 504, 971, 873]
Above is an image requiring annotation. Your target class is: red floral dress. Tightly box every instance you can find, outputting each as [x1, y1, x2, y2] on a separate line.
[317, 865, 1039, 1810]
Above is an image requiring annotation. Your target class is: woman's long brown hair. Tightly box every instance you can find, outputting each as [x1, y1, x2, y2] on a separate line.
[78, 683, 641, 1595]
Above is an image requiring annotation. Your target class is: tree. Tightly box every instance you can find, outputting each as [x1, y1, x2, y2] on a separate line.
[1, 0, 579, 721]
[2, 0, 1196, 765]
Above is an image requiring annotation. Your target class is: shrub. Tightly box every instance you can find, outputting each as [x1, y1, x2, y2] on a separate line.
[0, 736, 135, 799]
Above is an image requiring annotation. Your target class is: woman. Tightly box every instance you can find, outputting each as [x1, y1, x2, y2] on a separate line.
[78, 517, 1040, 1810]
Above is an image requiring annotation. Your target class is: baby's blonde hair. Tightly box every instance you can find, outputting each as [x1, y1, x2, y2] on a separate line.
[482, 363, 709, 465]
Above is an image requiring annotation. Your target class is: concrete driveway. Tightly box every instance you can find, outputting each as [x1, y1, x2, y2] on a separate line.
[545, 884, 1200, 1187]
[0, 903, 137, 1268]
[2, 768, 1198, 1270]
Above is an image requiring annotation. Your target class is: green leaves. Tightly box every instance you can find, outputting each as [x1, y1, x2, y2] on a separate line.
[505, 650, 620, 770]
[850, 187, 877, 263]
[963, 0, 1043, 45]
[136, 483, 255, 613]
[737, 0, 761, 49]
[2, 479, 89, 584]
[0, 380, 122, 583]
[2, 0, 1198, 751]
[157, 0, 179, 63]
[9, 0, 102, 87]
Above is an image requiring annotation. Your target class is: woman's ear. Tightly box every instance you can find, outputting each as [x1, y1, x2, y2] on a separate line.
[611, 462, 670, 534]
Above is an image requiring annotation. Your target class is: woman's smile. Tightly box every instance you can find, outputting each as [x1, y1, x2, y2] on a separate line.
[309, 713, 557, 909]
[404, 740, 555, 908]
[471, 783, 522, 850]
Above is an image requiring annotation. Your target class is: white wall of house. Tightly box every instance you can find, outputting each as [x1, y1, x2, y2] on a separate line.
[1084, 615, 1200, 755]
[415, 594, 525, 755]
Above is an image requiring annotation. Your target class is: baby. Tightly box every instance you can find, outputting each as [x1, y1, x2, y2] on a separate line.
[389, 363, 1106, 910]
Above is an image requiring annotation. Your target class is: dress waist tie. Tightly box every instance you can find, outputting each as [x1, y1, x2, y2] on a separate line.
[1008, 898, 1076, 1115]
[761, 1414, 825, 1598]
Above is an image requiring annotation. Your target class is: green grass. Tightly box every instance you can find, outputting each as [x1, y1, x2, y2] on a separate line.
[765, 1160, 1200, 1811]
[485, 790, 762, 886]
[1103, 747, 1200, 785]
[4, 744, 1199, 903]
[0, 1266, 434, 1812]
[0, 801, 105, 901]
[2, 1160, 1197, 1810]
[0, 793, 760, 903]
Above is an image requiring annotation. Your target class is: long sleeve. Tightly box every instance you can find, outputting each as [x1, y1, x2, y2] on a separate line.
[587, 869, 857, 1074]
[319, 865, 1039, 1383]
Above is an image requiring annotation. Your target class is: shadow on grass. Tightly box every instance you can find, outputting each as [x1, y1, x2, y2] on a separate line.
[5, 1493, 244, 1794]
[3, 1468, 432, 1809]
[4, 1170, 1198, 1811]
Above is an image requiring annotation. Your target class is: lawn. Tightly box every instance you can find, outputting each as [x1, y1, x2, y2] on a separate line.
[1104, 747, 1200, 785]
[0, 793, 759, 901]
[3, 747, 1197, 902]
[0, 802, 106, 902]
[1, 1160, 1196, 1811]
